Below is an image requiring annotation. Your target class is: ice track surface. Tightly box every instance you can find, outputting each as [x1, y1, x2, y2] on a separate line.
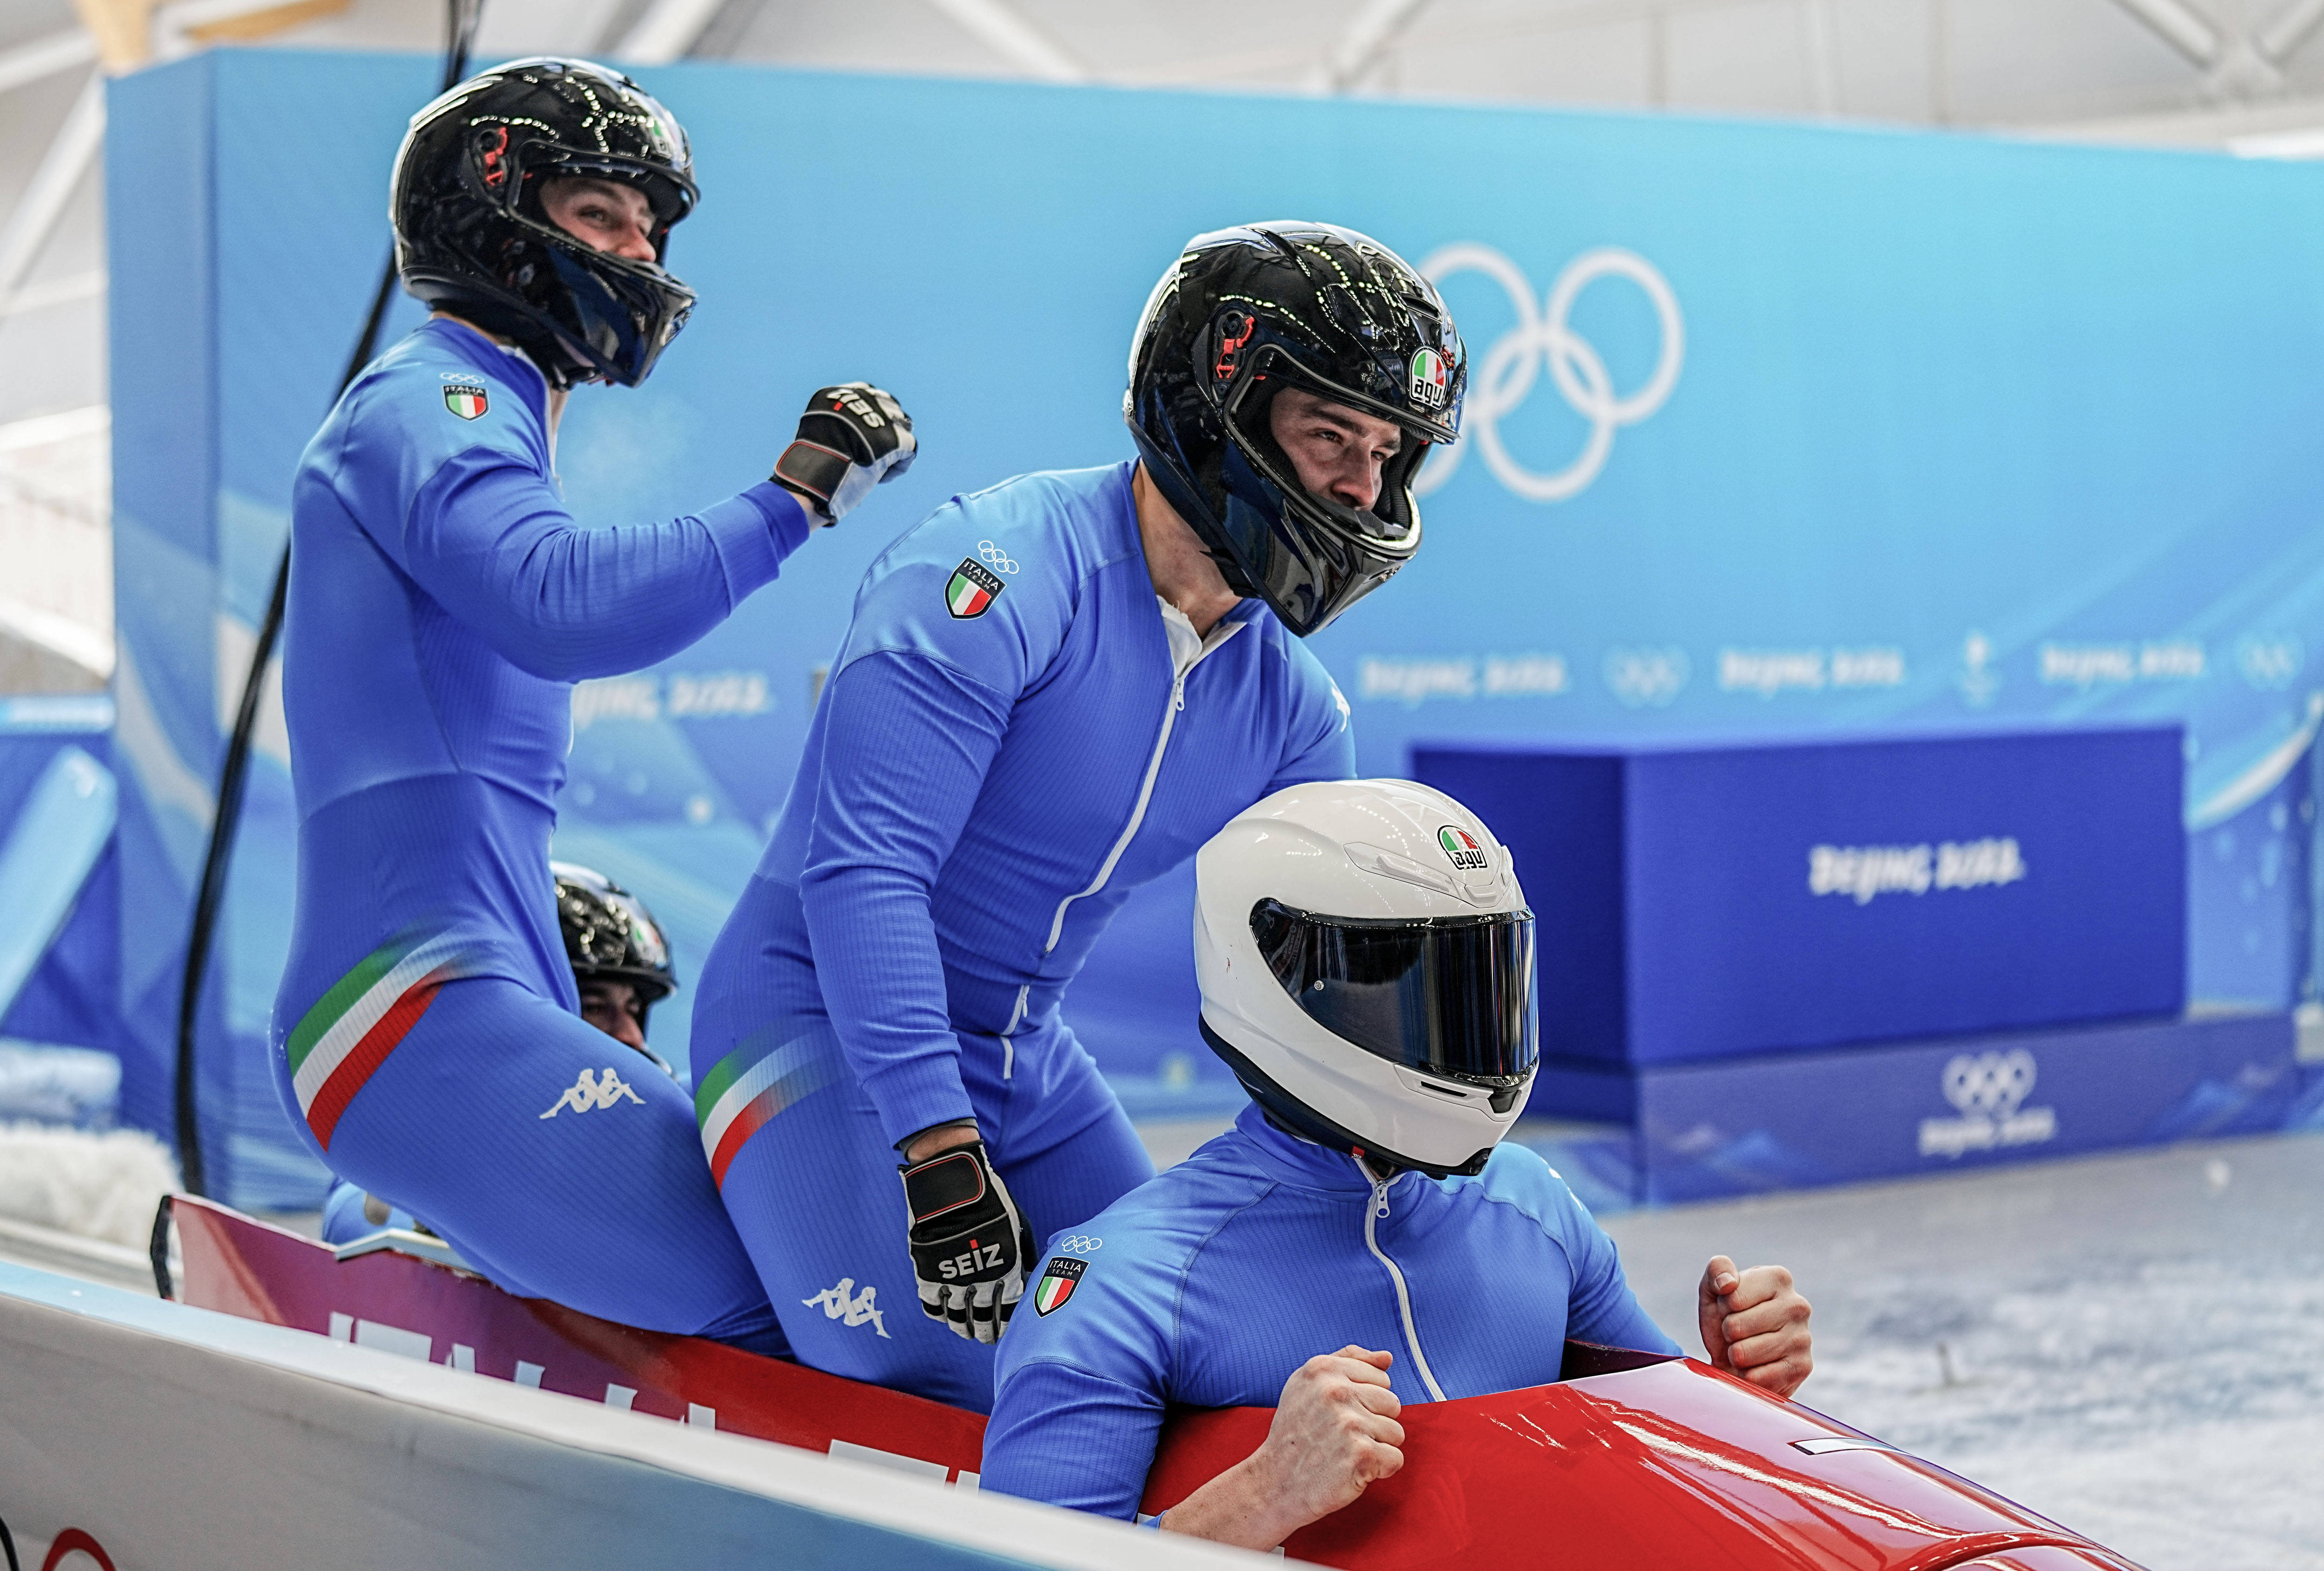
[1606, 1130, 2324, 1571]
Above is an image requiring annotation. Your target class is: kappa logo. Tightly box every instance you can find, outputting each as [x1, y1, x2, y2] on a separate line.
[442, 381, 489, 420]
[1033, 1256, 1084, 1315]
[1437, 825, 1489, 871]
[946, 558, 1006, 619]
[803, 1276, 891, 1338]
[539, 1067, 647, 1119]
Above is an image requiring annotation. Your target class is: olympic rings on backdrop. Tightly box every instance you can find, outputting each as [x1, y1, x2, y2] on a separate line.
[1415, 244, 1684, 504]
[1941, 1049, 2036, 1118]
[978, 540, 1020, 574]
[1054, 1235, 1102, 1254]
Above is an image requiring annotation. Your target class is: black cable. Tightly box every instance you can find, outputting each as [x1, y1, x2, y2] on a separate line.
[148, 1192, 175, 1299]
[171, 0, 485, 1197]
[0, 1505, 18, 1571]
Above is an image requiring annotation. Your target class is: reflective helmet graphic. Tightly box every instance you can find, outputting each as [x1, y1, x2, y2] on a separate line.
[552, 861, 677, 1004]
[392, 57, 699, 388]
[1194, 779, 1535, 1180]
[1126, 222, 1467, 637]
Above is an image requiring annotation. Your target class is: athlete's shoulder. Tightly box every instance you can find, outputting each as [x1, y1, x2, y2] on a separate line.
[1108, 1132, 1275, 1234]
[880, 462, 1137, 583]
[339, 321, 546, 468]
[836, 462, 1136, 683]
[1032, 1133, 1272, 1288]
[1452, 1141, 1595, 1235]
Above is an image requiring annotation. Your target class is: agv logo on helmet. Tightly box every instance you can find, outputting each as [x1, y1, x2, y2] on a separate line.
[1438, 825, 1488, 871]
[1408, 347, 1450, 411]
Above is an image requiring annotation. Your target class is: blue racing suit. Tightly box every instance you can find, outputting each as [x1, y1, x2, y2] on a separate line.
[688, 460, 1354, 1409]
[320, 1179, 408, 1244]
[270, 318, 809, 1346]
[982, 1104, 1681, 1519]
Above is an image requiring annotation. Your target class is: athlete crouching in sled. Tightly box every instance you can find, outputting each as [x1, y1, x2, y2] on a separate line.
[688, 222, 1468, 1406]
[271, 57, 912, 1347]
[982, 780, 1814, 1546]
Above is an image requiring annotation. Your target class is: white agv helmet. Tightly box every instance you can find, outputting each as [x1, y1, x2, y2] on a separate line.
[1194, 778, 1537, 1179]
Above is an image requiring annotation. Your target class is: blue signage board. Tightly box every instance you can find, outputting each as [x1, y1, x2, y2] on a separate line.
[1519, 1008, 2318, 1208]
[1418, 728, 2186, 1066]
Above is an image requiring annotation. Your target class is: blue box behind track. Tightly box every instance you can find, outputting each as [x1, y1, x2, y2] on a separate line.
[1416, 728, 2188, 1068]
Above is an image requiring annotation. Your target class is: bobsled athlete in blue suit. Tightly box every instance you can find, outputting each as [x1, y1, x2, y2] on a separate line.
[984, 781, 1816, 1546]
[688, 223, 1471, 1405]
[271, 58, 912, 1344]
[320, 863, 687, 1245]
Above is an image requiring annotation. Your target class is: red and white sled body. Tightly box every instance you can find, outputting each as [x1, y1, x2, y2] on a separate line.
[170, 1195, 2143, 1570]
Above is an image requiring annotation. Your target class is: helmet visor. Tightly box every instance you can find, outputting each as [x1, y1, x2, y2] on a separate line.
[1249, 900, 1537, 1084]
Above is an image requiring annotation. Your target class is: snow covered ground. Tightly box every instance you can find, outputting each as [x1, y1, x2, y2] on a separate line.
[1605, 1130, 2324, 1571]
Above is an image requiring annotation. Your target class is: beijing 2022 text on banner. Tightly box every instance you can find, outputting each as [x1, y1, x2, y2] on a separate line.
[110, 50, 2324, 1201]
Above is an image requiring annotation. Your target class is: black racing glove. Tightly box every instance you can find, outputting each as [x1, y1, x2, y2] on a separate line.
[772, 382, 916, 526]
[898, 1138, 1036, 1344]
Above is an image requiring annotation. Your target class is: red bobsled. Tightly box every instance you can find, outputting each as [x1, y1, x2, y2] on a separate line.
[166, 1194, 2143, 1569]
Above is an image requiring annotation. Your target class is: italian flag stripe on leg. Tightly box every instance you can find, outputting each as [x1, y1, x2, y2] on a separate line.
[287, 934, 468, 1147]
[696, 1035, 839, 1187]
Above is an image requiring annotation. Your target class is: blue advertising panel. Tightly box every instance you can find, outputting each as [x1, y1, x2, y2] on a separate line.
[1417, 729, 2187, 1067]
[1518, 1008, 2320, 1209]
[107, 49, 2324, 1202]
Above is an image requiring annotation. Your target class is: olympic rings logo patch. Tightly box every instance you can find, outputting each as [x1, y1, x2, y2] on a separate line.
[1054, 1235, 1102, 1254]
[977, 540, 1020, 574]
[1941, 1050, 2036, 1119]
[1415, 244, 1684, 504]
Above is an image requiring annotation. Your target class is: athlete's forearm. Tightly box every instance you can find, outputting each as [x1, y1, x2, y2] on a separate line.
[402, 456, 810, 679]
[799, 652, 1014, 1147]
[1156, 1452, 1310, 1551]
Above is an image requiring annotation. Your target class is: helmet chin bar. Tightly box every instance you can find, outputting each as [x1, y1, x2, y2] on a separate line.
[405, 276, 596, 390]
[1201, 1020, 1496, 1181]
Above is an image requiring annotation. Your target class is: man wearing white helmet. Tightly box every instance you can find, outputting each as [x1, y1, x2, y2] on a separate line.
[982, 779, 1813, 1548]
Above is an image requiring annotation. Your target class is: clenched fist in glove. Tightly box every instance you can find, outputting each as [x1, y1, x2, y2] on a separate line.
[773, 382, 916, 525]
[899, 1138, 1036, 1344]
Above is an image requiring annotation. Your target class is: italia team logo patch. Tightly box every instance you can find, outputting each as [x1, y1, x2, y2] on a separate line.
[1438, 824, 1488, 871]
[443, 382, 489, 420]
[1408, 347, 1449, 410]
[1033, 1256, 1084, 1315]
[946, 558, 1006, 619]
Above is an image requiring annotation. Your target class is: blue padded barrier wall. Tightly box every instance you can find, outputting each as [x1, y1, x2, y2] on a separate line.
[1415, 729, 2188, 1067]
[107, 50, 2324, 1202]
[0, 702, 122, 1079]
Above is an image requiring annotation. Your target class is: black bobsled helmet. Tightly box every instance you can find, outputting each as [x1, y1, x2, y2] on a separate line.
[391, 56, 698, 389]
[1125, 221, 1466, 637]
[552, 862, 677, 1008]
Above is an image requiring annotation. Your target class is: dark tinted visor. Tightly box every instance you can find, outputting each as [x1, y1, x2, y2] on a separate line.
[1250, 899, 1537, 1084]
